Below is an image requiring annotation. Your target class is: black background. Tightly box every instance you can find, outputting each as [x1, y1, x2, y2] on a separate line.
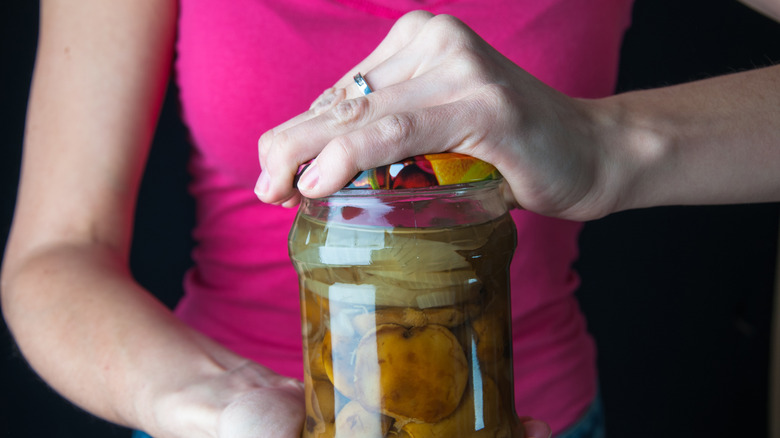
[2, 1, 779, 437]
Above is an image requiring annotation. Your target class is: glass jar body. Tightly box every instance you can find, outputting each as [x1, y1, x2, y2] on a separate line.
[289, 181, 521, 438]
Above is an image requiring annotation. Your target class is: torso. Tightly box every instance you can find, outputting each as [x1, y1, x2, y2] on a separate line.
[173, 0, 633, 432]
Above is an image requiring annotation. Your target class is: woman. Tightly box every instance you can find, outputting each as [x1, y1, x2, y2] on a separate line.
[3, 1, 779, 437]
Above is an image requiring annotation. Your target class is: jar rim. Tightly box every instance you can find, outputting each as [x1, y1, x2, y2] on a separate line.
[294, 153, 502, 192]
[300, 180, 504, 204]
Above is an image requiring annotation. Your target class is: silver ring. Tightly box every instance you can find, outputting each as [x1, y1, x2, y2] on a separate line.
[353, 73, 373, 95]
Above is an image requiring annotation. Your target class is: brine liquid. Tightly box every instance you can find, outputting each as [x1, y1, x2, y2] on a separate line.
[290, 213, 520, 438]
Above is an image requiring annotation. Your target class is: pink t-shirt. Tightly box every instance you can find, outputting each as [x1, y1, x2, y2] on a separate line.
[173, 0, 632, 433]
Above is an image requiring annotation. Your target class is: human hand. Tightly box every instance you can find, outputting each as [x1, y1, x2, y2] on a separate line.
[143, 360, 305, 438]
[215, 386, 303, 438]
[520, 417, 552, 438]
[256, 11, 618, 220]
[143, 358, 550, 438]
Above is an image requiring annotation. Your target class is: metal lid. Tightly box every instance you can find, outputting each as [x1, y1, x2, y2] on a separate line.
[296, 153, 501, 190]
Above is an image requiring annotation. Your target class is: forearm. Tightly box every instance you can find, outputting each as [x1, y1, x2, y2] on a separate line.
[1, 242, 240, 431]
[740, 0, 780, 22]
[2, 0, 233, 433]
[598, 64, 780, 213]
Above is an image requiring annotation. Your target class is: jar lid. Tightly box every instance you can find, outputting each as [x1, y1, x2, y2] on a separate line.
[296, 153, 501, 190]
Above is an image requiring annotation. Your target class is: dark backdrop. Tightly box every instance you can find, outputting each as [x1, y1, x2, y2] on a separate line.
[2, 1, 779, 437]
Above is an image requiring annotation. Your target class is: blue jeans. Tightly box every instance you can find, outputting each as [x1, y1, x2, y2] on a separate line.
[556, 391, 606, 438]
[132, 393, 605, 438]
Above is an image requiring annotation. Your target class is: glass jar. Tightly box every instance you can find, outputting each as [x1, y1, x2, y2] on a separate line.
[289, 154, 521, 438]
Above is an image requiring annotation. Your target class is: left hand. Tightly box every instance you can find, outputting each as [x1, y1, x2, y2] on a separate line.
[256, 11, 615, 220]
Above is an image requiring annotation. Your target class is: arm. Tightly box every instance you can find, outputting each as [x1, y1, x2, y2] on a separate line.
[591, 65, 780, 217]
[255, 11, 780, 221]
[740, 0, 780, 21]
[0, 1, 303, 437]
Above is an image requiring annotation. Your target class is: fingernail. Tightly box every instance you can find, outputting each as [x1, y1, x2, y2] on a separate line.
[254, 172, 269, 198]
[296, 160, 320, 191]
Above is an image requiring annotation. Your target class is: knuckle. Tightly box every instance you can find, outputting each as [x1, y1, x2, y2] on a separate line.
[327, 136, 359, 173]
[451, 50, 491, 83]
[260, 131, 294, 166]
[467, 83, 521, 140]
[376, 113, 415, 145]
[257, 130, 273, 153]
[332, 96, 371, 126]
[427, 14, 466, 33]
[396, 10, 434, 31]
[415, 14, 478, 61]
[479, 82, 515, 109]
[421, 14, 469, 46]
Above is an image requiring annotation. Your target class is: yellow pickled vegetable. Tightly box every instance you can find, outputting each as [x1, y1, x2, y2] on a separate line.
[354, 324, 468, 423]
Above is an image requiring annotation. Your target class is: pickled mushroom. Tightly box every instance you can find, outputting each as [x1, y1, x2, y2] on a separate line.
[400, 374, 516, 438]
[354, 324, 469, 423]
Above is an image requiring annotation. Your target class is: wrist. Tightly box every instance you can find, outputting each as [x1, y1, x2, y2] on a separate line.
[585, 92, 673, 216]
[134, 349, 229, 438]
[137, 353, 303, 438]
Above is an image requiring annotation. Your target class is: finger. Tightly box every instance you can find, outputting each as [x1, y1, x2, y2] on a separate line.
[259, 55, 474, 199]
[256, 87, 345, 204]
[330, 10, 435, 91]
[280, 191, 302, 209]
[254, 168, 304, 207]
[292, 11, 435, 124]
[521, 419, 552, 438]
[256, 12, 434, 196]
[258, 72, 468, 204]
[364, 14, 483, 86]
[295, 92, 496, 198]
[309, 87, 342, 112]
[262, 12, 433, 143]
[257, 13, 434, 204]
[259, 87, 347, 157]
[274, 13, 495, 156]
[285, 61, 483, 156]
[340, 14, 477, 102]
[258, 13, 493, 204]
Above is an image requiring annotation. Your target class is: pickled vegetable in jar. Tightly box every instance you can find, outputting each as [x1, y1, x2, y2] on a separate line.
[289, 153, 521, 438]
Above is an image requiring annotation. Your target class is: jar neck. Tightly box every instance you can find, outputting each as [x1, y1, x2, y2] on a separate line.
[298, 180, 509, 229]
